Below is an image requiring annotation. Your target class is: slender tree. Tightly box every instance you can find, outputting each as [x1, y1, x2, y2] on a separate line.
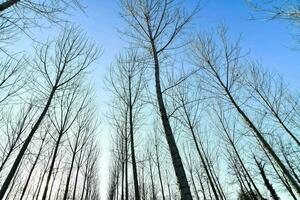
[119, 1, 199, 198]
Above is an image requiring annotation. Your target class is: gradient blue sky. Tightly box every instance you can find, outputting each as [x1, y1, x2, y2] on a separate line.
[69, 0, 299, 87]
[17, 0, 299, 198]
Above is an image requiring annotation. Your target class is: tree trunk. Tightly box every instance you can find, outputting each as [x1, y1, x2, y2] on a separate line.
[128, 75, 140, 200]
[182, 104, 220, 200]
[262, 147, 297, 200]
[155, 144, 166, 200]
[125, 136, 129, 200]
[150, 40, 192, 200]
[0, 0, 20, 12]
[55, 171, 65, 200]
[196, 169, 207, 200]
[254, 157, 280, 200]
[149, 156, 156, 200]
[63, 148, 77, 200]
[121, 139, 124, 200]
[41, 133, 62, 200]
[72, 148, 84, 200]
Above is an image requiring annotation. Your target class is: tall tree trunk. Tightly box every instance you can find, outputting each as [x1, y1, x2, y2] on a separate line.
[72, 148, 84, 200]
[128, 76, 140, 200]
[149, 156, 156, 200]
[262, 147, 297, 200]
[63, 148, 77, 200]
[121, 139, 124, 200]
[33, 171, 44, 200]
[4, 161, 22, 200]
[155, 144, 166, 200]
[41, 133, 62, 200]
[150, 39, 192, 200]
[281, 145, 300, 183]
[141, 166, 145, 200]
[220, 119, 263, 199]
[208, 66, 300, 195]
[35, 163, 50, 200]
[182, 105, 220, 200]
[254, 157, 280, 200]
[125, 136, 129, 200]
[196, 169, 207, 200]
[207, 159, 227, 200]
[72, 165, 80, 200]
[55, 171, 65, 200]
[0, 115, 26, 173]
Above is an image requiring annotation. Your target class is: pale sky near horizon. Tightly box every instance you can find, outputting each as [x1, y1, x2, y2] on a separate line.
[15, 0, 300, 198]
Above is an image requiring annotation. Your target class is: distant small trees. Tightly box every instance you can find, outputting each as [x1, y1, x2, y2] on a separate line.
[107, 49, 146, 200]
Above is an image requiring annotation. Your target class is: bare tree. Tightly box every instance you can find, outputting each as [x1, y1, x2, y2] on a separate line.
[245, 65, 300, 146]
[107, 49, 146, 200]
[0, 0, 83, 41]
[171, 79, 226, 200]
[0, 58, 24, 106]
[213, 105, 264, 199]
[18, 128, 49, 200]
[41, 85, 88, 200]
[119, 0, 200, 198]
[62, 98, 96, 200]
[247, 0, 300, 24]
[190, 27, 300, 195]
[0, 104, 34, 173]
[247, 0, 300, 47]
[0, 26, 99, 199]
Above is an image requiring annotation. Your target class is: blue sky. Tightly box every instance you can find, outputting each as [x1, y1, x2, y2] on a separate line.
[68, 0, 300, 88]
[15, 0, 299, 198]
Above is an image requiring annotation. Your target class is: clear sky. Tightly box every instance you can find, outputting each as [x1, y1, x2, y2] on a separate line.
[69, 0, 300, 88]
[16, 0, 300, 198]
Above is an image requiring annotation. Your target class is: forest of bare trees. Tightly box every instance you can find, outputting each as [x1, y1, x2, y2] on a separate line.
[0, 0, 299, 200]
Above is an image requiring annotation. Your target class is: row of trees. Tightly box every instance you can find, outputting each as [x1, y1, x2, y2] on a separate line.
[107, 0, 300, 200]
[0, 1, 102, 200]
[0, 0, 299, 199]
